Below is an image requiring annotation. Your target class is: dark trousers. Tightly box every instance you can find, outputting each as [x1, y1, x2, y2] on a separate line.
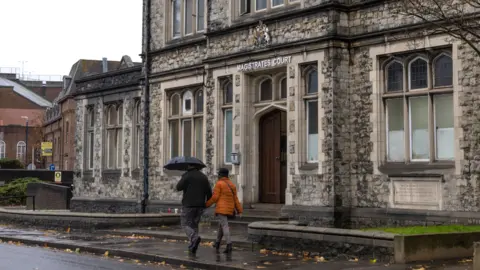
[181, 207, 204, 247]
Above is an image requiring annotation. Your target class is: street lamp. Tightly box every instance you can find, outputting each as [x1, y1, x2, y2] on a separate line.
[21, 116, 28, 167]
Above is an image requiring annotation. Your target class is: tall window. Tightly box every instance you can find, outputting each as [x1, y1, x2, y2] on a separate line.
[259, 78, 273, 101]
[65, 121, 70, 144]
[106, 105, 123, 169]
[240, 0, 299, 14]
[171, 0, 205, 39]
[169, 89, 204, 159]
[0, 140, 5, 159]
[304, 67, 318, 162]
[16, 141, 26, 162]
[222, 81, 234, 164]
[384, 52, 454, 162]
[280, 77, 287, 99]
[86, 107, 95, 170]
[134, 101, 141, 169]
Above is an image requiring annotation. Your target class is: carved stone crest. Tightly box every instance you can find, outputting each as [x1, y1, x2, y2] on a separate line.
[235, 75, 240, 86]
[250, 21, 271, 47]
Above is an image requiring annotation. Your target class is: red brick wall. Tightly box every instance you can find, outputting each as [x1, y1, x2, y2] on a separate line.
[29, 86, 62, 102]
[0, 125, 43, 167]
[0, 86, 43, 110]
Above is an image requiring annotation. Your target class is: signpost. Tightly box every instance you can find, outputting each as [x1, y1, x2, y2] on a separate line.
[41, 142, 53, 157]
[54, 171, 62, 183]
[49, 164, 55, 171]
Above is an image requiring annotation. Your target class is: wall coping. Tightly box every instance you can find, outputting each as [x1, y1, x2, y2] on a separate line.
[0, 207, 180, 218]
[248, 221, 395, 240]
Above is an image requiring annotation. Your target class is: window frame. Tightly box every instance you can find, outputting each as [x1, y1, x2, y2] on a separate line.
[239, 0, 299, 16]
[168, 88, 204, 159]
[16, 141, 26, 162]
[382, 51, 454, 164]
[301, 64, 319, 165]
[105, 104, 123, 170]
[220, 79, 234, 165]
[170, 0, 205, 40]
[134, 100, 141, 169]
[0, 140, 5, 159]
[258, 77, 273, 102]
[86, 107, 95, 170]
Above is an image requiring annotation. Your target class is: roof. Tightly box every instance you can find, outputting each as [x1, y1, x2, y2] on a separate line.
[54, 59, 122, 103]
[0, 77, 52, 107]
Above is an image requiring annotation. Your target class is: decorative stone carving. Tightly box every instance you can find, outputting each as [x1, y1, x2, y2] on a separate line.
[289, 100, 295, 111]
[234, 108, 240, 119]
[235, 124, 240, 136]
[235, 94, 240, 103]
[289, 120, 295, 133]
[289, 141, 295, 154]
[76, 69, 141, 94]
[250, 21, 271, 47]
[289, 66, 295, 78]
[235, 75, 240, 86]
[289, 162, 295, 175]
[289, 86, 295, 96]
[234, 144, 240, 151]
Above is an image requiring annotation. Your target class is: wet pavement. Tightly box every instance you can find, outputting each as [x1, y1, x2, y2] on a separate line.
[0, 242, 175, 269]
[0, 225, 473, 270]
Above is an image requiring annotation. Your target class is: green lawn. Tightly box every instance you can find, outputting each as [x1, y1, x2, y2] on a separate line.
[362, 225, 480, 235]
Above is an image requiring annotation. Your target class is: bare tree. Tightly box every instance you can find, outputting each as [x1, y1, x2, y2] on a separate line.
[394, 0, 480, 56]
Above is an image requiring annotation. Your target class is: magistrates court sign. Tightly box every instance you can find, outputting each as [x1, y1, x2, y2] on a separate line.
[237, 56, 292, 72]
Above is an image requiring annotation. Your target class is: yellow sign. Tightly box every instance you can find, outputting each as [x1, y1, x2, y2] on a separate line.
[41, 142, 53, 157]
[54, 171, 62, 183]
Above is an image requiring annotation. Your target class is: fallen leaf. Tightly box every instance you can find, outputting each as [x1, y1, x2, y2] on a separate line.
[66, 227, 71, 233]
[459, 259, 473, 263]
[264, 262, 272, 265]
[65, 249, 73, 253]
[260, 249, 268, 254]
[315, 256, 326, 262]
[119, 259, 124, 262]
[412, 267, 425, 270]
[134, 260, 139, 263]
[349, 258, 359, 262]
[370, 258, 377, 264]
[104, 251, 109, 257]
[75, 248, 80, 253]
[159, 261, 166, 265]
[180, 265, 187, 269]
[256, 266, 266, 269]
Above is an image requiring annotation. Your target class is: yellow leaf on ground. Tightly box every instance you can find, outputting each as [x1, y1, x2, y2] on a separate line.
[260, 249, 268, 254]
[256, 266, 266, 269]
[134, 260, 139, 263]
[370, 258, 377, 264]
[180, 265, 187, 269]
[104, 251, 109, 257]
[349, 258, 359, 262]
[65, 249, 73, 253]
[459, 259, 473, 263]
[264, 262, 272, 265]
[66, 227, 71, 233]
[413, 267, 425, 270]
[159, 261, 166, 265]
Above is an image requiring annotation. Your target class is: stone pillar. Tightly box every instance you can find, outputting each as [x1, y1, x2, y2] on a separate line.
[122, 96, 133, 177]
[286, 63, 299, 206]
[93, 98, 104, 178]
[232, 72, 244, 203]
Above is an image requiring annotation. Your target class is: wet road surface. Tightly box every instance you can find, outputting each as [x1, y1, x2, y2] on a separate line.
[0, 243, 172, 270]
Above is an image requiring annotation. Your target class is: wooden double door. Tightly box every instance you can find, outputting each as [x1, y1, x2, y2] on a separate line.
[259, 110, 287, 204]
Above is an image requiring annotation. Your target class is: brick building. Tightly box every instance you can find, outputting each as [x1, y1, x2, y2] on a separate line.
[44, 58, 122, 171]
[0, 71, 63, 102]
[0, 77, 52, 167]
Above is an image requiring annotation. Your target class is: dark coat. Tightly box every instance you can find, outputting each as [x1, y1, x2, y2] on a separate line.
[176, 169, 212, 208]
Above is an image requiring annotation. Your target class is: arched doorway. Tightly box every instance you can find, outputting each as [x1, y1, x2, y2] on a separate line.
[259, 109, 287, 204]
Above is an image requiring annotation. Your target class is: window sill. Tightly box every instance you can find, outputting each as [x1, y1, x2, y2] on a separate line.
[378, 162, 455, 176]
[157, 34, 206, 53]
[299, 163, 318, 171]
[102, 169, 122, 178]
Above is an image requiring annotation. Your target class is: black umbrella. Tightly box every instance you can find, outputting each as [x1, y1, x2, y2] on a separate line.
[163, 156, 207, 171]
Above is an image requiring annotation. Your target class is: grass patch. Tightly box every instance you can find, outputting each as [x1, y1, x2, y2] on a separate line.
[362, 225, 480, 235]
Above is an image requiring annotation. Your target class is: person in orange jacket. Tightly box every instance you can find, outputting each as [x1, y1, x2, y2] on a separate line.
[205, 168, 243, 254]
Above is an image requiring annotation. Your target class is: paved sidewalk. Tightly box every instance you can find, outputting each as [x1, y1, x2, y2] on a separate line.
[0, 225, 473, 270]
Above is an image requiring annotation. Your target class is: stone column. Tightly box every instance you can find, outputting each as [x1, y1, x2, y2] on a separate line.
[122, 96, 133, 177]
[285, 63, 299, 206]
[93, 98, 104, 179]
[232, 72, 244, 203]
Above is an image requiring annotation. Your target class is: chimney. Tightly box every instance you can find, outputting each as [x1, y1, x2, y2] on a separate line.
[102, 57, 108, 73]
[63, 76, 72, 91]
[41, 81, 47, 97]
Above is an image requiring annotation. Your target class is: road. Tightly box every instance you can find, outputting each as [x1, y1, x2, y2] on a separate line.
[0, 243, 177, 270]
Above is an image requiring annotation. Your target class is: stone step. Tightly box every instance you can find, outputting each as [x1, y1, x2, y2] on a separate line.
[248, 203, 284, 211]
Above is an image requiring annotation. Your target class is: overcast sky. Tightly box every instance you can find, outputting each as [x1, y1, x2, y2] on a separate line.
[0, 1, 142, 81]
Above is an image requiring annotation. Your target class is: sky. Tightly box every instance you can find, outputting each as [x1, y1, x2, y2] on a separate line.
[0, 0, 142, 81]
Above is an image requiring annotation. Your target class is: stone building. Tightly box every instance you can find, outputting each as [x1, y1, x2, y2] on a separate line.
[71, 56, 143, 212]
[73, 0, 480, 227]
[44, 59, 122, 171]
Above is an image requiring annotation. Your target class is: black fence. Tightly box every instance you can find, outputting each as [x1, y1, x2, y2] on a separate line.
[0, 195, 36, 210]
[0, 169, 73, 185]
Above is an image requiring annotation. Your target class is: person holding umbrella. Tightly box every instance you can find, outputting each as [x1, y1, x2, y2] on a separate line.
[205, 168, 243, 254]
[166, 157, 212, 255]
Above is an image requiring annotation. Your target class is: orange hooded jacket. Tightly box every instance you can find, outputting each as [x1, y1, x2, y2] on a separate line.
[206, 177, 243, 216]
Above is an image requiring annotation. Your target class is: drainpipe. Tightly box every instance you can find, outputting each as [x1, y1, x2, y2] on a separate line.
[141, 0, 151, 214]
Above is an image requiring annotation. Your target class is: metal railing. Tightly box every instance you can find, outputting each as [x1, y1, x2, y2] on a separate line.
[0, 195, 35, 211]
[0, 67, 63, 82]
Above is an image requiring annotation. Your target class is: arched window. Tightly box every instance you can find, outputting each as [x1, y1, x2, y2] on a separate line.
[259, 78, 272, 101]
[171, 94, 180, 116]
[224, 82, 233, 104]
[280, 77, 287, 99]
[434, 54, 453, 87]
[195, 90, 204, 113]
[0, 140, 5, 159]
[409, 57, 428, 89]
[183, 91, 193, 115]
[134, 101, 141, 169]
[86, 107, 95, 170]
[306, 69, 318, 94]
[386, 61, 404, 92]
[106, 104, 123, 169]
[107, 106, 116, 126]
[117, 105, 123, 125]
[16, 141, 26, 162]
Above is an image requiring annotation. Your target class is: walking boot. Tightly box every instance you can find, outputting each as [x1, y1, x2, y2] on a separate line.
[192, 236, 202, 254]
[223, 243, 232, 254]
[213, 241, 221, 253]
